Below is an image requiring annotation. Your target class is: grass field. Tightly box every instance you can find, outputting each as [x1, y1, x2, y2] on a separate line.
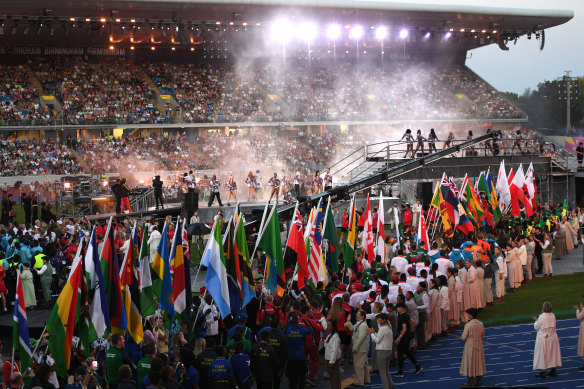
[478, 272, 584, 326]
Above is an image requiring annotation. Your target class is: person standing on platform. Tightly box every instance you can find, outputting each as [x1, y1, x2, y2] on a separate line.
[225, 174, 237, 206]
[401, 129, 414, 158]
[254, 170, 263, 200]
[413, 199, 422, 229]
[207, 174, 223, 207]
[533, 302, 562, 378]
[324, 168, 333, 192]
[153, 176, 164, 210]
[460, 308, 486, 387]
[268, 173, 281, 203]
[293, 168, 302, 198]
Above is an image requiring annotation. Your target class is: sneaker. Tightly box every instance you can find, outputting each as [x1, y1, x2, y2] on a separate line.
[394, 371, 404, 378]
[306, 379, 317, 387]
[415, 366, 423, 375]
[323, 372, 330, 379]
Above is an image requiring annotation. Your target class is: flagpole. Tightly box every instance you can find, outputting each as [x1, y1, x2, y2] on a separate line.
[31, 323, 48, 357]
[255, 204, 277, 293]
[250, 202, 276, 265]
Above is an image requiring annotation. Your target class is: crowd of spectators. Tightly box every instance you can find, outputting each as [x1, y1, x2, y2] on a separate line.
[0, 64, 54, 126]
[30, 57, 165, 125]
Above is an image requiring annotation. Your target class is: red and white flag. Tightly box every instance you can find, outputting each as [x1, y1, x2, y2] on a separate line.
[525, 162, 538, 208]
[417, 214, 429, 251]
[361, 195, 375, 263]
[510, 164, 533, 216]
[375, 192, 386, 260]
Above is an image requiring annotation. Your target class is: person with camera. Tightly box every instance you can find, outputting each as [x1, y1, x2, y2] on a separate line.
[152, 176, 164, 210]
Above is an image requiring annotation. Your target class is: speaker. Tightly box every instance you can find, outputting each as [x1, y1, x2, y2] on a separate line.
[182, 190, 199, 212]
[417, 182, 434, 206]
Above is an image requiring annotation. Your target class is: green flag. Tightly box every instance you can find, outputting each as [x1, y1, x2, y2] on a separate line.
[323, 201, 340, 273]
[344, 197, 357, 267]
[257, 206, 286, 296]
[139, 229, 156, 317]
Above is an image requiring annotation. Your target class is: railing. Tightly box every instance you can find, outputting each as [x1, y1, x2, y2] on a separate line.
[131, 188, 154, 212]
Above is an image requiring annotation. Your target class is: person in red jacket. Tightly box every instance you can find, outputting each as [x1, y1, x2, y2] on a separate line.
[372, 206, 379, 236]
[256, 295, 284, 326]
[403, 204, 413, 228]
[341, 208, 349, 242]
[357, 207, 365, 232]
[301, 301, 326, 386]
[349, 273, 364, 294]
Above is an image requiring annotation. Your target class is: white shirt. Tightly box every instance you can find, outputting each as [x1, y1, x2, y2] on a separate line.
[413, 203, 422, 213]
[391, 256, 408, 274]
[406, 275, 420, 292]
[371, 325, 393, 351]
[496, 255, 507, 276]
[435, 257, 452, 276]
[324, 333, 341, 363]
[518, 245, 527, 266]
[203, 303, 219, 336]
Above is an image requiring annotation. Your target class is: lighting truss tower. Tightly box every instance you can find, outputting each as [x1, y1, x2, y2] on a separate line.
[557, 70, 579, 134]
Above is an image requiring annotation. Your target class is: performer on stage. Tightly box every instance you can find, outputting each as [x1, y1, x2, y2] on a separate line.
[246, 171, 256, 201]
[293, 168, 302, 198]
[226, 174, 238, 206]
[153, 175, 164, 210]
[208, 174, 223, 207]
[324, 168, 333, 192]
[268, 172, 281, 203]
[401, 129, 414, 158]
[112, 178, 132, 213]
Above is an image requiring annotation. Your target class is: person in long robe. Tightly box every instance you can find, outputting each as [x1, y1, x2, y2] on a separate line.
[428, 279, 442, 340]
[457, 260, 471, 323]
[465, 260, 482, 309]
[570, 212, 580, 248]
[575, 302, 584, 370]
[475, 261, 486, 308]
[21, 264, 37, 309]
[553, 225, 567, 260]
[533, 302, 562, 378]
[447, 268, 460, 332]
[513, 242, 524, 288]
[460, 308, 486, 387]
[562, 217, 575, 251]
[505, 243, 517, 291]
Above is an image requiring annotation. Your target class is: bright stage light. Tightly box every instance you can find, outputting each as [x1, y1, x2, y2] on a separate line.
[298, 22, 317, 42]
[271, 19, 294, 44]
[375, 26, 388, 40]
[445, 32, 452, 39]
[424, 32, 431, 39]
[350, 25, 363, 40]
[63, 182, 71, 189]
[399, 28, 408, 39]
[326, 24, 341, 40]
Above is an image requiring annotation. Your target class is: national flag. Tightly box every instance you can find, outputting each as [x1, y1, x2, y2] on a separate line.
[119, 224, 143, 344]
[456, 202, 475, 235]
[152, 222, 173, 318]
[75, 239, 92, 357]
[448, 177, 460, 198]
[510, 164, 534, 217]
[361, 195, 375, 263]
[234, 216, 255, 308]
[563, 199, 569, 217]
[181, 219, 192, 312]
[507, 168, 514, 186]
[525, 162, 538, 208]
[375, 192, 386, 260]
[308, 199, 324, 284]
[441, 174, 459, 226]
[477, 172, 494, 226]
[461, 174, 487, 222]
[344, 196, 357, 267]
[13, 271, 33, 376]
[430, 182, 454, 238]
[417, 214, 430, 251]
[170, 219, 186, 317]
[84, 227, 109, 343]
[47, 250, 83, 377]
[258, 205, 286, 296]
[138, 229, 155, 317]
[496, 160, 512, 210]
[201, 222, 231, 318]
[100, 219, 127, 334]
[486, 168, 502, 223]
[223, 218, 242, 314]
[289, 211, 309, 289]
[323, 198, 340, 273]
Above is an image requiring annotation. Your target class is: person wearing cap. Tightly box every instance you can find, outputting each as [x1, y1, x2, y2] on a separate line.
[226, 313, 252, 342]
[460, 308, 486, 387]
[282, 312, 311, 389]
[268, 172, 281, 203]
[207, 174, 223, 207]
[344, 309, 371, 386]
[367, 313, 394, 389]
[394, 302, 422, 378]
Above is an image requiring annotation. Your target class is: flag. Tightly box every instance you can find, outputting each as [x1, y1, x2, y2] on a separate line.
[47, 251, 83, 377]
[344, 196, 357, 267]
[224, 218, 242, 313]
[496, 160, 512, 210]
[85, 228, 109, 342]
[308, 199, 324, 285]
[525, 162, 538, 208]
[486, 168, 502, 223]
[13, 271, 33, 375]
[323, 199, 340, 273]
[457, 202, 475, 235]
[170, 219, 186, 316]
[461, 174, 486, 222]
[563, 199, 569, 217]
[201, 223, 231, 318]
[510, 164, 534, 217]
[289, 211, 309, 289]
[139, 229, 155, 317]
[442, 175, 460, 225]
[101, 219, 127, 334]
[375, 193, 386, 259]
[75, 239, 92, 357]
[152, 222, 173, 318]
[119, 224, 143, 344]
[477, 172, 494, 226]
[234, 216, 255, 308]
[361, 195, 375, 263]
[417, 214, 430, 251]
[258, 205, 286, 295]
[430, 182, 454, 238]
[181, 219, 192, 313]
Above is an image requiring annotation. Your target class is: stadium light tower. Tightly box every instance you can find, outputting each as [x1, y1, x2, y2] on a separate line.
[375, 26, 388, 63]
[271, 19, 294, 57]
[298, 21, 317, 63]
[557, 70, 579, 134]
[327, 24, 341, 58]
[351, 25, 364, 60]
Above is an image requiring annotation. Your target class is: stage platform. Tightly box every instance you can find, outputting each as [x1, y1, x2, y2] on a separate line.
[0, 308, 50, 338]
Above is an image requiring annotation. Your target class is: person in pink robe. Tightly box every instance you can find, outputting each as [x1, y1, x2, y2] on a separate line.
[460, 308, 486, 386]
[533, 302, 562, 378]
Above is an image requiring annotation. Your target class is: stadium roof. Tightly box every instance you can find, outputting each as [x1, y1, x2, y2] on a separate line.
[0, 0, 573, 52]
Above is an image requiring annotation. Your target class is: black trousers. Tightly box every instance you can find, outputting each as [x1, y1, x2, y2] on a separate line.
[397, 333, 418, 372]
[294, 184, 300, 197]
[416, 311, 427, 348]
[208, 191, 223, 207]
[155, 192, 164, 208]
[535, 250, 543, 273]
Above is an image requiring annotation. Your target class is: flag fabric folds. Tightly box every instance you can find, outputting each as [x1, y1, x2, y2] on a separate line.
[119, 224, 144, 344]
[47, 251, 83, 377]
[170, 219, 186, 316]
[496, 160, 512, 211]
[477, 172, 494, 226]
[181, 219, 193, 313]
[152, 222, 173, 318]
[460, 174, 486, 222]
[13, 271, 33, 375]
[84, 227, 110, 342]
[510, 164, 534, 217]
[457, 202, 475, 235]
[361, 195, 375, 263]
[417, 215, 430, 251]
[234, 216, 255, 308]
[201, 222, 231, 318]
[308, 199, 324, 285]
[101, 219, 127, 334]
[289, 210, 309, 289]
[430, 182, 454, 238]
[258, 205, 287, 295]
[139, 230, 155, 318]
[323, 199, 340, 274]
[375, 193, 386, 260]
[344, 196, 357, 267]
[486, 168, 502, 223]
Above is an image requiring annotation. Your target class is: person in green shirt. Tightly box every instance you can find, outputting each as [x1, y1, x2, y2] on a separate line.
[106, 334, 134, 389]
[137, 343, 157, 389]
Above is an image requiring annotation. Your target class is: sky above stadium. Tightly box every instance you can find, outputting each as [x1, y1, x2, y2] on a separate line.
[392, 0, 582, 94]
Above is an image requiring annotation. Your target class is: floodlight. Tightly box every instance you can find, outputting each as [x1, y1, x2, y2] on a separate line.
[350, 25, 363, 40]
[375, 26, 388, 40]
[271, 19, 294, 44]
[298, 21, 317, 42]
[445, 32, 452, 39]
[326, 24, 341, 40]
[64, 182, 72, 189]
[399, 28, 408, 39]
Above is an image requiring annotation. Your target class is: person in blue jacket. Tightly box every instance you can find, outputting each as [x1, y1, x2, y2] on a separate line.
[282, 312, 311, 389]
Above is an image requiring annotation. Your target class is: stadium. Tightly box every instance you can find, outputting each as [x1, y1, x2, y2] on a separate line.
[0, 1, 583, 389]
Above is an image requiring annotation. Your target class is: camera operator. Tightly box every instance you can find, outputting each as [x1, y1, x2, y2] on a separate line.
[153, 176, 164, 210]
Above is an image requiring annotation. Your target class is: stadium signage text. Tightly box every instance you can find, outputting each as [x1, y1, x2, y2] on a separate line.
[2, 47, 126, 56]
